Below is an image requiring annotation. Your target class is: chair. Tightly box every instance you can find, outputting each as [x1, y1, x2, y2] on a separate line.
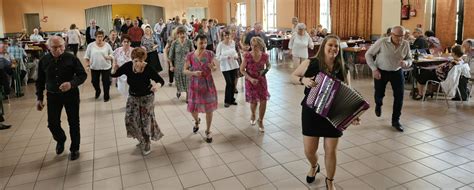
[353, 50, 369, 78]
[422, 65, 467, 106]
[468, 78, 474, 101]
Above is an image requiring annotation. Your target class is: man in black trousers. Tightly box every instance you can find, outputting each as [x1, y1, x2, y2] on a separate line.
[36, 36, 87, 160]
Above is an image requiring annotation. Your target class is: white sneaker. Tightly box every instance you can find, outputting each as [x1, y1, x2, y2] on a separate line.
[142, 143, 151, 156]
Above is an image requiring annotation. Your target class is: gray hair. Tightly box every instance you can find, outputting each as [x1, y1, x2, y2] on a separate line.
[391, 26, 406, 35]
[296, 23, 306, 30]
[47, 36, 65, 47]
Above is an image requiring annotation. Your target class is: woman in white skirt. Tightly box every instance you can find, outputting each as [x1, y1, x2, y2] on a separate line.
[289, 23, 314, 68]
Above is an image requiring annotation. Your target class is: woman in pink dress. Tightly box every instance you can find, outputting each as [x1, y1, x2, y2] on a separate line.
[240, 37, 271, 132]
[184, 34, 218, 143]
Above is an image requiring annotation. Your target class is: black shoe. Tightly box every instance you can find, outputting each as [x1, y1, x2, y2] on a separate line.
[193, 118, 200, 133]
[104, 95, 110, 102]
[375, 106, 381, 117]
[205, 131, 213, 143]
[306, 163, 320, 183]
[231, 102, 238, 105]
[56, 142, 65, 155]
[224, 103, 230, 108]
[176, 92, 181, 99]
[392, 121, 404, 132]
[95, 90, 101, 99]
[0, 124, 12, 130]
[451, 97, 462, 101]
[69, 151, 80, 160]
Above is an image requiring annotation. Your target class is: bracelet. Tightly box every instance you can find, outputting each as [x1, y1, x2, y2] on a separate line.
[299, 77, 304, 85]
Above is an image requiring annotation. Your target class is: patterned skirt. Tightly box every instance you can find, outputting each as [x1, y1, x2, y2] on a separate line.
[125, 93, 164, 142]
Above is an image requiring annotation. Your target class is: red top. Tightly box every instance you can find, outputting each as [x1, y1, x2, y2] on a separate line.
[128, 27, 144, 42]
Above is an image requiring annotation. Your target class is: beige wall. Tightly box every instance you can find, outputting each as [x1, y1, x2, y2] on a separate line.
[2, 0, 210, 33]
[0, 0, 5, 37]
[401, 0, 427, 32]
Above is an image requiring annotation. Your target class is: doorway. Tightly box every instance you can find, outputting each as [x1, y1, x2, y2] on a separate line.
[24, 13, 40, 35]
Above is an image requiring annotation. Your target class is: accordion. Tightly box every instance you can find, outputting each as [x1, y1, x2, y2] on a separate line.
[305, 72, 370, 131]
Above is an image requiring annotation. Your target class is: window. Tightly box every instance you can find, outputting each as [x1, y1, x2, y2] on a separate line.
[320, 0, 331, 33]
[264, 0, 277, 31]
[236, 3, 246, 27]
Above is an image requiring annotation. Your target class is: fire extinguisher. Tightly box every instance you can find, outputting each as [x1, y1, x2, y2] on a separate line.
[401, 0, 410, 20]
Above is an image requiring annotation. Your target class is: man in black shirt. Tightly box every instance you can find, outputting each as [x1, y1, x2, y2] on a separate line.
[35, 36, 87, 160]
[121, 18, 132, 35]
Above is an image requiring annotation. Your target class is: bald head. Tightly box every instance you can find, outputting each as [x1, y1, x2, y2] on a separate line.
[47, 36, 66, 57]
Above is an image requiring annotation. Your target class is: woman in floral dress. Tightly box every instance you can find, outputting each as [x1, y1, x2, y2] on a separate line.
[240, 37, 271, 132]
[168, 26, 195, 99]
[111, 48, 165, 155]
[184, 34, 218, 143]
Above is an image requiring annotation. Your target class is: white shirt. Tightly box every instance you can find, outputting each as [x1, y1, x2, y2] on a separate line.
[67, 29, 81, 44]
[154, 23, 164, 34]
[30, 34, 44, 42]
[289, 32, 314, 59]
[365, 37, 412, 71]
[216, 40, 239, 72]
[84, 42, 113, 70]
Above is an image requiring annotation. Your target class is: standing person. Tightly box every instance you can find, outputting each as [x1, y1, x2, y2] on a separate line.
[291, 17, 299, 34]
[183, 34, 218, 143]
[141, 19, 151, 30]
[112, 35, 133, 98]
[365, 26, 412, 132]
[141, 27, 162, 72]
[240, 37, 271, 132]
[106, 30, 121, 51]
[7, 39, 27, 97]
[290, 35, 358, 190]
[216, 30, 239, 107]
[85, 19, 100, 44]
[35, 36, 87, 160]
[166, 16, 181, 40]
[66, 24, 82, 57]
[164, 28, 178, 86]
[84, 31, 114, 102]
[113, 15, 122, 32]
[121, 18, 132, 35]
[182, 19, 193, 37]
[168, 26, 194, 99]
[244, 22, 269, 49]
[137, 17, 143, 27]
[154, 18, 165, 52]
[128, 20, 144, 48]
[289, 23, 314, 68]
[111, 48, 164, 155]
[0, 44, 13, 130]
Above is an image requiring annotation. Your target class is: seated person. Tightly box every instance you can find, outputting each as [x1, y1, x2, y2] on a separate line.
[411, 28, 429, 51]
[309, 28, 319, 42]
[30, 28, 45, 42]
[425, 30, 443, 55]
[16, 28, 29, 41]
[414, 45, 467, 100]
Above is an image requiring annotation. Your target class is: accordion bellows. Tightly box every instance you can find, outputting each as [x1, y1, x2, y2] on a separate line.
[305, 72, 370, 131]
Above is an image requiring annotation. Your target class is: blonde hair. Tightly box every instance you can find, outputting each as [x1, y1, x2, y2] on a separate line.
[144, 27, 152, 35]
[250, 37, 266, 51]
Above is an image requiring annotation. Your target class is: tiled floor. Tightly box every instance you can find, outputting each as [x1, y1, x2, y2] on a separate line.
[1, 52, 474, 190]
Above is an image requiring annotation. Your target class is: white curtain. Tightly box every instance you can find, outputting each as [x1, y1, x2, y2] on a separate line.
[142, 5, 164, 29]
[85, 5, 112, 33]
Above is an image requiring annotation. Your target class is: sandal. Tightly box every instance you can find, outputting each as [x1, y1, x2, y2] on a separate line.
[257, 120, 264, 132]
[306, 163, 320, 183]
[193, 118, 200, 133]
[325, 177, 336, 190]
[250, 114, 256, 125]
[205, 130, 213, 143]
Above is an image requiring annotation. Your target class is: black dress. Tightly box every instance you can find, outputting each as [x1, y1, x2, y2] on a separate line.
[301, 58, 346, 138]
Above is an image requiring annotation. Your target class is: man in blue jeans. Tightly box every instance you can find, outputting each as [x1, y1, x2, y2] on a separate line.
[365, 26, 412, 132]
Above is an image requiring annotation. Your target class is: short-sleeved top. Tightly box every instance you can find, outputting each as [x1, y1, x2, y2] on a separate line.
[84, 42, 114, 70]
[141, 35, 157, 53]
[67, 29, 81, 44]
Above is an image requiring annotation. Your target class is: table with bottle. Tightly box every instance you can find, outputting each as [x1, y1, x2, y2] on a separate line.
[409, 50, 451, 98]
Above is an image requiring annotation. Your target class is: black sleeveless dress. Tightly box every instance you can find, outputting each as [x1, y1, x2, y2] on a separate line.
[301, 58, 346, 138]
